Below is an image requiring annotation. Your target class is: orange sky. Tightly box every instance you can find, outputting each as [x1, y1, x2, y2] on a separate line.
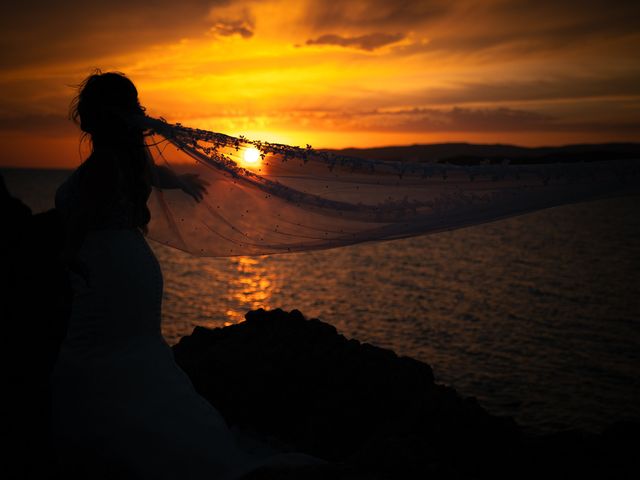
[1, 0, 639, 168]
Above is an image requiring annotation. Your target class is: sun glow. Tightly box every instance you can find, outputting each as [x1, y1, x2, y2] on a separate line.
[242, 147, 262, 167]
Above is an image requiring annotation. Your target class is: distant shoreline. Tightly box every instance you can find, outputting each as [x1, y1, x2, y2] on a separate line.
[2, 141, 639, 170]
[327, 141, 640, 164]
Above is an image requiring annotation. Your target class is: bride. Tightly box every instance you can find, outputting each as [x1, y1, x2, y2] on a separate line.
[51, 71, 321, 479]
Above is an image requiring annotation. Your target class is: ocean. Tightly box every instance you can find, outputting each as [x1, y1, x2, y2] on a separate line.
[3, 167, 639, 434]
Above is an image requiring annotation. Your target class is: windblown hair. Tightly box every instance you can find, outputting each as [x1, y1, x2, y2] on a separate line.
[68, 70, 152, 240]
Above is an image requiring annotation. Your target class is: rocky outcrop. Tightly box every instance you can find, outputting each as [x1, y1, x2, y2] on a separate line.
[1, 175, 69, 373]
[1, 173, 70, 480]
[173, 308, 638, 479]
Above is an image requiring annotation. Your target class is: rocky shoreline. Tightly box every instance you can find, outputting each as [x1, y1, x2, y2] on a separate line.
[2, 172, 636, 479]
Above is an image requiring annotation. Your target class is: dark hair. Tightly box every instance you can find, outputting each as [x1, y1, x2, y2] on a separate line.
[70, 70, 146, 144]
[68, 70, 152, 241]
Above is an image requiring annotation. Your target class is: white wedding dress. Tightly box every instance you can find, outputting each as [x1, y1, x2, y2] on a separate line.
[51, 172, 320, 479]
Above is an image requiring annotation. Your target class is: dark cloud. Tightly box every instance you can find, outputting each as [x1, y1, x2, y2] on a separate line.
[416, 74, 640, 106]
[0, 1, 231, 68]
[3, 0, 638, 69]
[305, 33, 404, 51]
[302, 0, 640, 57]
[426, 17, 639, 58]
[304, 0, 448, 31]
[306, 106, 640, 134]
[211, 19, 254, 38]
[210, 5, 255, 38]
[0, 113, 77, 136]
[367, 107, 555, 132]
[2, 106, 637, 145]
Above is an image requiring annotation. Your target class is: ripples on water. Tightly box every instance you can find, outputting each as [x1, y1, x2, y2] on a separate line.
[4, 168, 640, 434]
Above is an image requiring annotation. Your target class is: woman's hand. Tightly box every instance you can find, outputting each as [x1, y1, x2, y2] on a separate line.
[178, 173, 209, 202]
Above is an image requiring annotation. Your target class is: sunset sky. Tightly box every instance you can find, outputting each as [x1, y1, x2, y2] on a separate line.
[1, 0, 639, 168]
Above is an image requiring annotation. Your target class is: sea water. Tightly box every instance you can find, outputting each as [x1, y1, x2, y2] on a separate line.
[3, 167, 639, 434]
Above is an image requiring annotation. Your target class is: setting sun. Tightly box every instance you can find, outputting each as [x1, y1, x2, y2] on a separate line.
[242, 147, 262, 167]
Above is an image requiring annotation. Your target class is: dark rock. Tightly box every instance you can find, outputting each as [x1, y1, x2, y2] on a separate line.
[174, 308, 639, 479]
[1, 172, 70, 480]
[173, 308, 521, 478]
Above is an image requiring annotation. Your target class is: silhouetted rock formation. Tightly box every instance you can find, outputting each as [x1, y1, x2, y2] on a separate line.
[1, 173, 70, 479]
[173, 308, 638, 480]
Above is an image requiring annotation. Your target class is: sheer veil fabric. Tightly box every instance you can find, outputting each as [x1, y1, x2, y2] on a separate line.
[139, 116, 639, 257]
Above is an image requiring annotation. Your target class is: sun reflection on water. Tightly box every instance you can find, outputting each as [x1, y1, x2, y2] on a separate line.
[225, 256, 275, 323]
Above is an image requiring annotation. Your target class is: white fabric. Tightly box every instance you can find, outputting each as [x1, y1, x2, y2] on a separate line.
[141, 116, 640, 257]
[50, 227, 321, 478]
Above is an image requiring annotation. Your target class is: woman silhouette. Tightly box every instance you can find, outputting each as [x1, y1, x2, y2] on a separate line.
[51, 71, 320, 479]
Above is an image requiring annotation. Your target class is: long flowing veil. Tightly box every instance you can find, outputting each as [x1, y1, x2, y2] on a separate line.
[139, 116, 639, 256]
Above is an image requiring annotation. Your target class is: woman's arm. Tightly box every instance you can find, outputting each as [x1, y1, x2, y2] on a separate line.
[151, 165, 208, 202]
[152, 165, 181, 189]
